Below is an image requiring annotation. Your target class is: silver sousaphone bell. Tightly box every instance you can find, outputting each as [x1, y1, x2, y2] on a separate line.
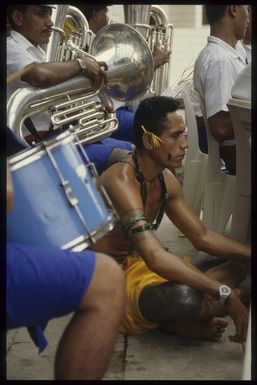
[90, 23, 154, 102]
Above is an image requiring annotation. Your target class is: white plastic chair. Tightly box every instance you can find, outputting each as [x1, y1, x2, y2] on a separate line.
[227, 98, 251, 244]
[191, 88, 235, 233]
[242, 304, 251, 380]
[180, 81, 208, 217]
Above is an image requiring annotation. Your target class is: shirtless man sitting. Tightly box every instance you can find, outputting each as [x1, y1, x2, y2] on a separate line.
[91, 95, 250, 343]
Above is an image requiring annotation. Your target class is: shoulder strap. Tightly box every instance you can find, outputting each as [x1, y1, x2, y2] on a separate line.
[132, 150, 147, 206]
[152, 172, 168, 230]
[24, 117, 42, 142]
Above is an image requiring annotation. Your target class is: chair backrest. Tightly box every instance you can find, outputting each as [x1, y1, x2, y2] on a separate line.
[191, 88, 222, 175]
[191, 88, 236, 232]
[181, 81, 201, 156]
[227, 98, 251, 195]
[180, 82, 208, 215]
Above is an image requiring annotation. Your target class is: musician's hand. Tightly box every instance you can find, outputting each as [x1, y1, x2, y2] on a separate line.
[97, 61, 109, 86]
[82, 58, 108, 89]
[101, 103, 114, 113]
[225, 290, 249, 343]
[153, 41, 171, 70]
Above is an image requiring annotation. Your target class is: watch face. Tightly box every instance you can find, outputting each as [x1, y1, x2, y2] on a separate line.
[221, 285, 230, 296]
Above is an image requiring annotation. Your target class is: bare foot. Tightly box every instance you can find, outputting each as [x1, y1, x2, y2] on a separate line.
[161, 317, 229, 341]
[206, 317, 229, 341]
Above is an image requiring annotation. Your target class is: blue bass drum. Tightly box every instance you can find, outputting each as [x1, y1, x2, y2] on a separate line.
[7, 131, 117, 251]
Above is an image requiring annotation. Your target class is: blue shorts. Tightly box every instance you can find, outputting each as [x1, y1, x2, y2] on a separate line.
[84, 137, 132, 174]
[7, 243, 96, 352]
[111, 106, 135, 142]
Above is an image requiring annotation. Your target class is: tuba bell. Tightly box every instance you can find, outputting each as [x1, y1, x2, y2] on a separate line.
[89, 23, 154, 102]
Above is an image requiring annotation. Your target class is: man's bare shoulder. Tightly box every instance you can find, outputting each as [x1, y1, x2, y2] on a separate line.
[100, 157, 144, 216]
[163, 168, 183, 198]
[100, 158, 136, 187]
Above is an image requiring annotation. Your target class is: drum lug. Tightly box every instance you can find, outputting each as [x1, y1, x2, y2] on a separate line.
[60, 180, 79, 206]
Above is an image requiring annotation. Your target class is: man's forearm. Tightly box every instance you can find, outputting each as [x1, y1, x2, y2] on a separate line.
[22, 61, 81, 87]
[208, 111, 234, 142]
[148, 248, 222, 298]
[133, 232, 221, 299]
[196, 229, 250, 263]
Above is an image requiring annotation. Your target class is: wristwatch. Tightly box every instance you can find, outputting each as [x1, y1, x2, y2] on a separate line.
[219, 284, 231, 305]
[75, 58, 87, 75]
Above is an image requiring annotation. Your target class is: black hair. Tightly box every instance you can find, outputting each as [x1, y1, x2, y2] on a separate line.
[76, 4, 110, 21]
[205, 5, 227, 24]
[133, 96, 180, 150]
[7, 5, 28, 29]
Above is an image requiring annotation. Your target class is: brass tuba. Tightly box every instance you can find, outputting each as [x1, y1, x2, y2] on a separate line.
[124, 4, 174, 96]
[7, 6, 154, 144]
[7, 76, 118, 145]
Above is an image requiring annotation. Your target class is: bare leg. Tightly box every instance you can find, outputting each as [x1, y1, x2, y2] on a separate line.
[54, 253, 125, 380]
[204, 260, 248, 287]
[143, 260, 249, 341]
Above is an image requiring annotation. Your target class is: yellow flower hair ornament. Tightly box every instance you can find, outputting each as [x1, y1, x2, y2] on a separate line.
[141, 125, 164, 148]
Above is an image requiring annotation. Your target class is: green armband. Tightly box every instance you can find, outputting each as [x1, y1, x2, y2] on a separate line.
[131, 223, 153, 235]
[122, 215, 147, 239]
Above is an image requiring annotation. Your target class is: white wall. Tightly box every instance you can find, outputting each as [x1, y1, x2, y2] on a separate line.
[108, 4, 210, 87]
[108, 4, 124, 24]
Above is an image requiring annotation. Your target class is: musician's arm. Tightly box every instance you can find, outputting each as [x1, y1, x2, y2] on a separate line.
[22, 58, 108, 89]
[153, 41, 171, 70]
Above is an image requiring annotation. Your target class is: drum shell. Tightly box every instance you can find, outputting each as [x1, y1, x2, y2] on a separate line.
[7, 132, 114, 250]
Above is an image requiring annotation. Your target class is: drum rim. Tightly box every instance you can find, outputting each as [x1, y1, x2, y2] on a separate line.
[62, 212, 115, 251]
[8, 130, 76, 170]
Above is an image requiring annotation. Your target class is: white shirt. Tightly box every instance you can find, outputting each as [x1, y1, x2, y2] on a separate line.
[242, 42, 251, 65]
[231, 62, 251, 101]
[193, 36, 247, 119]
[7, 30, 51, 135]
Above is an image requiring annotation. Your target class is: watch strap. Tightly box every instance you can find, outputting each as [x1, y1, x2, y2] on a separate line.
[219, 284, 231, 306]
[75, 58, 86, 75]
